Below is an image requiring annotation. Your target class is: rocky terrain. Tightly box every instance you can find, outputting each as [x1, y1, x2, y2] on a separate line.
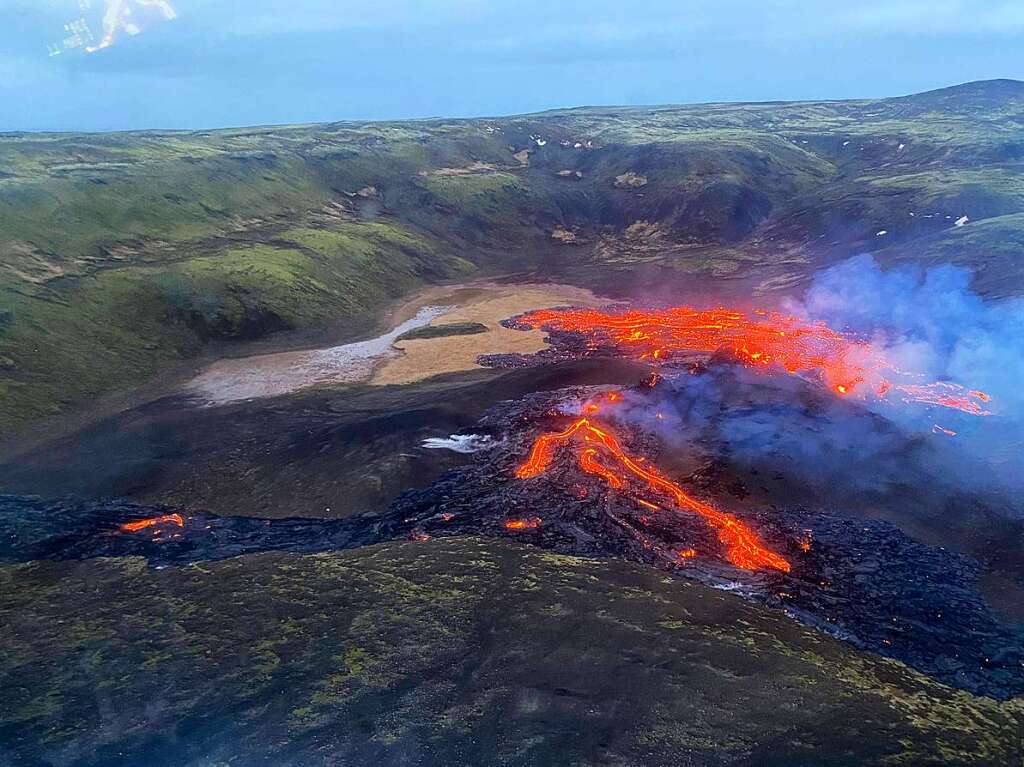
[3, 81, 1024, 766]
[2, 532, 1021, 767]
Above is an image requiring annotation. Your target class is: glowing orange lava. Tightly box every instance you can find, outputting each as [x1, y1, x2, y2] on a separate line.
[505, 517, 542, 531]
[118, 513, 184, 533]
[517, 306, 991, 416]
[516, 416, 790, 572]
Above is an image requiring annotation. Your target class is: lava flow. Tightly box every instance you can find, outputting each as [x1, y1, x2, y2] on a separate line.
[515, 414, 790, 573]
[118, 513, 185, 534]
[516, 306, 991, 416]
[505, 517, 543, 530]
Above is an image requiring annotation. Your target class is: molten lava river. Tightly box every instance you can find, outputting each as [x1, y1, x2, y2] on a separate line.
[515, 400, 790, 573]
[502, 303, 993, 575]
[11, 300, 1017, 700]
[513, 305, 991, 416]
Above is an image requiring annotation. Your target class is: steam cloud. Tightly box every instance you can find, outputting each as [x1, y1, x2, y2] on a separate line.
[613, 256, 1024, 512]
[789, 254, 1024, 420]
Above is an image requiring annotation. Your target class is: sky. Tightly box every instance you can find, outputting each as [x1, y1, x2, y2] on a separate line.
[2, 0, 1023, 132]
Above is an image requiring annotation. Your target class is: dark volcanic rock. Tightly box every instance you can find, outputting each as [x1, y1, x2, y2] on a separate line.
[3, 538, 1019, 767]
[3, 354, 1023, 700]
[4, 382, 1024, 699]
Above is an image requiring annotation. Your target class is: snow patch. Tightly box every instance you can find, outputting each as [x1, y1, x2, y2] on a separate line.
[710, 581, 753, 595]
[421, 434, 495, 454]
[955, 216, 969, 227]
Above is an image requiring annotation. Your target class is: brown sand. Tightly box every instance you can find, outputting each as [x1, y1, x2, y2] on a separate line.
[371, 282, 605, 385]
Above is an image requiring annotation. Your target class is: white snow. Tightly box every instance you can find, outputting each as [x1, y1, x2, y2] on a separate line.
[898, 143, 905, 151]
[876, 230, 888, 236]
[710, 581, 751, 594]
[421, 434, 495, 454]
[842, 141, 850, 146]
[535, 138, 547, 147]
[955, 215, 970, 227]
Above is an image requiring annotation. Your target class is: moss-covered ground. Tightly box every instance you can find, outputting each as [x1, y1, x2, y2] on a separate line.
[1, 537, 1020, 767]
[1, 79, 1023, 435]
[396, 321, 488, 341]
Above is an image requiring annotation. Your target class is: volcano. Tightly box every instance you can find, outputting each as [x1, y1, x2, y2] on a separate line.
[3, 81, 1024, 767]
[5, 339, 1023, 702]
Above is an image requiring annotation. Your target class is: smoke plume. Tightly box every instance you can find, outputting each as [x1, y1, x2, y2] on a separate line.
[614, 256, 1024, 512]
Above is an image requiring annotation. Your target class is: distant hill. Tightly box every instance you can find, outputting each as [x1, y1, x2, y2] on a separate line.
[1, 79, 1022, 434]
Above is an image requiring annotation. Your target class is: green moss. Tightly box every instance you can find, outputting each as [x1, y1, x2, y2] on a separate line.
[420, 171, 532, 228]
[3, 538, 1016, 765]
[0, 216, 475, 433]
[2, 82, 1023, 433]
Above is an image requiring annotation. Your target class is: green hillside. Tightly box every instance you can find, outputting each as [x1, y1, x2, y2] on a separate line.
[1, 79, 1022, 434]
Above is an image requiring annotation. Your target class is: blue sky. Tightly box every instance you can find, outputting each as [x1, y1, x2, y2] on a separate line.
[2, 0, 1023, 131]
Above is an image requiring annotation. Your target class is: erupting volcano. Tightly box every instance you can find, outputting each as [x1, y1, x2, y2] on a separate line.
[514, 306, 992, 417]
[502, 301, 999, 577]
[515, 396, 791, 573]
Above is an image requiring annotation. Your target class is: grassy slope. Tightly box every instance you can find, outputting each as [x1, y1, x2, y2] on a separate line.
[1, 79, 1022, 434]
[1, 538, 1019, 766]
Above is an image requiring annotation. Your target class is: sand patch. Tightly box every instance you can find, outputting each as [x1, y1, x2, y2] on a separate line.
[185, 306, 450, 405]
[422, 162, 499, 177]
[371, 283, 604, 386]
[182, 281, 604, 405]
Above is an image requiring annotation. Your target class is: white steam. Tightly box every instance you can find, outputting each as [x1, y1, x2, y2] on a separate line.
[616, 256, 1024, 508]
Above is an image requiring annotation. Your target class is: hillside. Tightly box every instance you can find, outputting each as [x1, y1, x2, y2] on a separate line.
[1, 79, 1022, 434]
[2, 537, 1019, 766]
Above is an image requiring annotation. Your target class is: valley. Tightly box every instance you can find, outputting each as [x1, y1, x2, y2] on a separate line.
[2, 80, 1024, 766]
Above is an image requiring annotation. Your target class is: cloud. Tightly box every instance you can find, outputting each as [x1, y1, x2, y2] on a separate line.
[831, 0, 1024, 36]
[7, 0, 1023, 130]
[85, 0, 179, 54]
